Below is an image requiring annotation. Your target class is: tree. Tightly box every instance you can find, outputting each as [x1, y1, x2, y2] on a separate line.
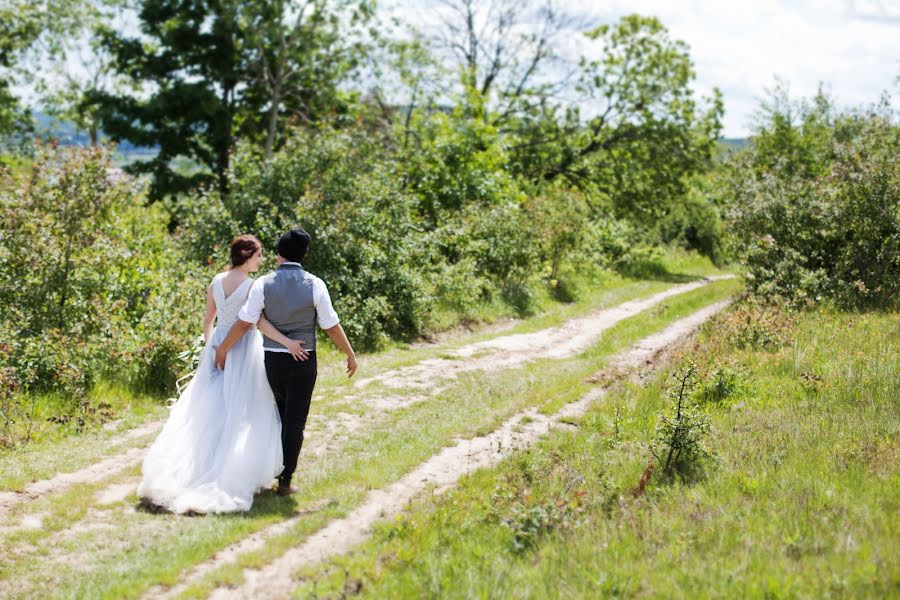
[509, 15, 723, 224]
[422, 0, 586, 124]
[244, 0, 373, 159]
[27, 1, 130, 148]
[94, 0, 371, 200]
[0, 0, 87, 143]
[94, 0, 254, 200]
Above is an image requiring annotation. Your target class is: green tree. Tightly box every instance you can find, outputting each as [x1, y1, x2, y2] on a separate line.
[0, 0, 89, 144]
[243, 0, 373, 159]
[748, 80, 836, 179]
[29, 1, 131, 148]
[94, 0, 371, 200]
[94, 0, 254, 200]
[509, 15, 723, 224]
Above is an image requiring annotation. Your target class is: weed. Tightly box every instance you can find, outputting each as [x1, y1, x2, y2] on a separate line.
[649, 361, 712, 480]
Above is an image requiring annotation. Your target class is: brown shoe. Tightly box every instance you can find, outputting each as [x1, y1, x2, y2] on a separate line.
[277, 483, 297, 497]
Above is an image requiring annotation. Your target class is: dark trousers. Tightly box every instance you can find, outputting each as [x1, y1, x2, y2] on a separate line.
[264, 351, 317, 485]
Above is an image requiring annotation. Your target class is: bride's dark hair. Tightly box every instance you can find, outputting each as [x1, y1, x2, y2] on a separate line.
[230, 235, 262, 268]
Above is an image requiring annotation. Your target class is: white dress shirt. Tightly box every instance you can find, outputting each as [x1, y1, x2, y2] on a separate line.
[238, 262, 340, 352]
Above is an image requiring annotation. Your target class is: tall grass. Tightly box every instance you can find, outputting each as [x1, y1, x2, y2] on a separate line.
[299, 307, 899, 598]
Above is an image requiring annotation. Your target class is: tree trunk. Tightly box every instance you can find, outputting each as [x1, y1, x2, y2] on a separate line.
[264, 89, 281, 160]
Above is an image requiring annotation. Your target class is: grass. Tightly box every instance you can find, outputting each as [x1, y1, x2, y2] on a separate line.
[425, 247, 729, 336]
[0, 384, 168, 490]
[0, 276, 738, 599]
[296, 305, 899, 598]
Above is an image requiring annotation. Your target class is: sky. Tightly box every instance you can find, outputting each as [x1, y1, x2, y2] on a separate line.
[403, 0, 900, 137]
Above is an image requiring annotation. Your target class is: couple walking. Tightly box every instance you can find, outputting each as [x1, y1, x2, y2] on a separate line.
[138, 228, 357, 513]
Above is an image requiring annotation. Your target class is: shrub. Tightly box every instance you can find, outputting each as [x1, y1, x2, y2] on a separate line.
[436, 203, 540, 315]
[650, 362, 712, 480]
[524, 186, 591, 301]
[398, 108, 519, 227]
[714, 297, 794, 351]
[0, 145, 198, 417]
[205, 130, 438, 349]
[659, 181, 726, 265]
[726, 91, 899, 308]
[696, 365, 743, 405]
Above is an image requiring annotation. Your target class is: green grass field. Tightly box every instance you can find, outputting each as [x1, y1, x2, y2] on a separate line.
[296, 306, 900, 599]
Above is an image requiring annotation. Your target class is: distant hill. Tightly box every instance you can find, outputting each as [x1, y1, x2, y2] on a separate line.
[719, 137, 748, 151]
[32, 112, 159, 164]
[715, 137, 748, 161]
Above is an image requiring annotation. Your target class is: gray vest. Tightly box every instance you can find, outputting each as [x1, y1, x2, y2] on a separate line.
[261, 264, 318, 351]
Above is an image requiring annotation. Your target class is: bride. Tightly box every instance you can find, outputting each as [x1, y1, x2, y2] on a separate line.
[138, 235, 306, 514]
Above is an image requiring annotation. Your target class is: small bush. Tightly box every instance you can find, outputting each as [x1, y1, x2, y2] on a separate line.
[650, 362, 712, 480]
[716, 298, 794, 351]
[696, 365, 743, 405]
[503, 501, 569, 553]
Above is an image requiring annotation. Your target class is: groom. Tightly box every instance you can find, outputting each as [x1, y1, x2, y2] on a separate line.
[215, 228, 357, 496]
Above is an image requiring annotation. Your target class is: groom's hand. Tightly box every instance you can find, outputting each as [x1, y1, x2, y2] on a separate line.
[346, 353, 357, 378]
[214, 346, 227, 370]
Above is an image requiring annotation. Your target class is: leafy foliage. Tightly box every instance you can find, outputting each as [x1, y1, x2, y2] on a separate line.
[93, 0, 372, 200]
[508, 15, 723, 225]
[650, 361, 712, 479]
[725, 88, 899, 307]
[0, 146, 203, 402]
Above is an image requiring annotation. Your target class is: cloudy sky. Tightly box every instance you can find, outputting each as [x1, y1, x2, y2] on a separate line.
[405, 0, 899, 137]
[587, 0, 898, 136]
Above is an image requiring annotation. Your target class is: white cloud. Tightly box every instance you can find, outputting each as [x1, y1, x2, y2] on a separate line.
[398, 0, 899, 136]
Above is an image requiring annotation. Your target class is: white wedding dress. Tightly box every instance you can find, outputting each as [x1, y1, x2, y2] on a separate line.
[138, 274, 283, 514]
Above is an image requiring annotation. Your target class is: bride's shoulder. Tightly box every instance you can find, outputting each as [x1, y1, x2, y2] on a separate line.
[207, 271, 227, 288]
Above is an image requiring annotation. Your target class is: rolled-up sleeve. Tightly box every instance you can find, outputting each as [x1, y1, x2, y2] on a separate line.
[313, 277, 340, 329]
[238, 279, 265, 324]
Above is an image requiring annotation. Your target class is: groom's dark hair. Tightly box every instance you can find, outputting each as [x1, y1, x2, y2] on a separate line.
[277, 228, 311, 262]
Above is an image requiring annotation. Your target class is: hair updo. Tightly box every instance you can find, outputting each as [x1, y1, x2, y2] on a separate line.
[230, 235, 262, 268]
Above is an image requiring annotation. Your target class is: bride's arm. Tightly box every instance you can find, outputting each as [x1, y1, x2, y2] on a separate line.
[257, 315, 309, 362]
[203, 283, 216, 344]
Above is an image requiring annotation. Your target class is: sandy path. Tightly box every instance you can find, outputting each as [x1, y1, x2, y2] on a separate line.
[199, 299, 731, 600]
[355, 276, 732, 394]
[0, 420, 163, 513]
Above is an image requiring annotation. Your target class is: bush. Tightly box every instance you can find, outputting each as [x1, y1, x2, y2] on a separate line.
[659, 181, 726, 265]
[726, 91, 899, 308]
[714, 297, 794, 351]
[524, 186, 591, 301]
[436, 202, 540, 315]
[204, 130, 438, 349]
[0, 146, 199, 412]
[650, 362, 712, 480]
[181, 126, 556, 346]
[696, 365, 742, 405]
[398, 108, 520, 227]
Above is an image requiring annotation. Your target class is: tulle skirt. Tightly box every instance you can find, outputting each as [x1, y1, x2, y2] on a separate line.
[138, 326, 283, 514]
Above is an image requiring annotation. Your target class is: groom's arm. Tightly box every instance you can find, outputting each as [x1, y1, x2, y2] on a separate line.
[215, 279, 265, 370]
[313, 278, 357, 378]
[214, 320, 253, 370]
[324, 324, 357, 378]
